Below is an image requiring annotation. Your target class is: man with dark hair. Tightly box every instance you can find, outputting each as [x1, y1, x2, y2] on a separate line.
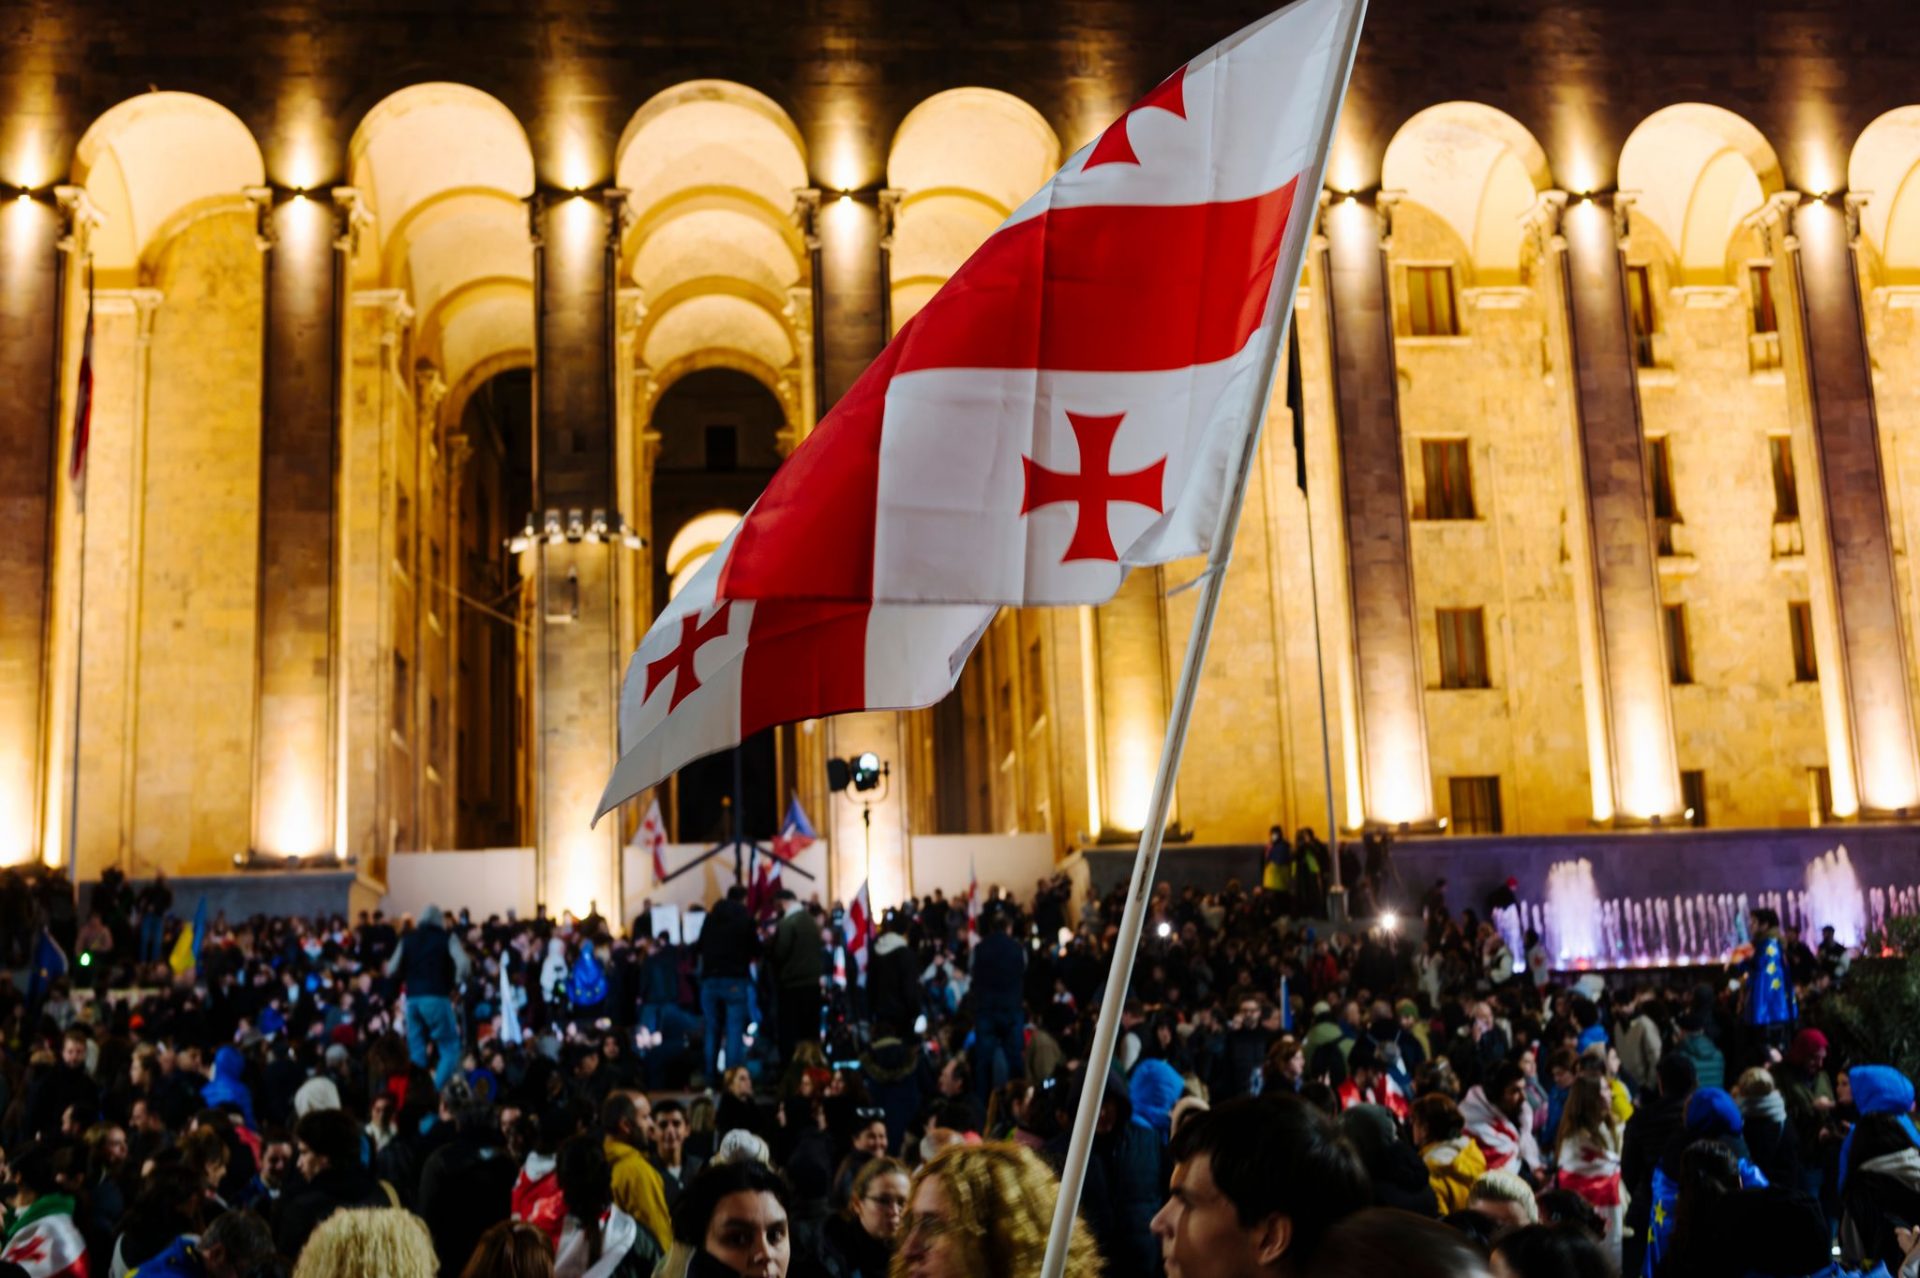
[418, 1085, 516, 1275]
[649, 1099, 703, 1208]
[970, 911, 1026, 1101]
[1151, 1095, 1369, 1278]
[26, 1027, 98, 1141]
[199, 1209, 277, 1278]
[697, 885, 758, 1083]
[274, 1106, 389, 1258]
[1621, 1051, 1697, 1276]
[602, 1091, 671, 1252]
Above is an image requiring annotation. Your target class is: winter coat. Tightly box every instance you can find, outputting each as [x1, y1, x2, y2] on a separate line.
[1738, 1090, 1802, 1194]
[1128, 1059, 1185, 1141]
[201, 1046, 257, 1130]
[1674, 1033, 1725, 1091]
[867, 933, 922, 1035]
[1617, 1014, 1663, 1093]
[418, 1134, 518, 1275]
[814, 1211, 893, 1278]
[273, 1163, 394, 1260]
[697, 899, 758, 980]
[1841, 1147, 1920, 1273]
[1422, 1137, 1487, 1214]
[604, 1137, 672, 1251]
[772, 907, 827, 991]
[555, 1207, 663, 1278]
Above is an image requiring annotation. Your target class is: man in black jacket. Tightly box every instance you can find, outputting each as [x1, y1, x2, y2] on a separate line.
[868, 913, 922, 1036]
[970, 913, 1026, 1101]
[275, 1107, 391, 1259]
[697, 886, 758, 1083]
[770, 891, 827, 1059]
[1622, 1051, 1697, 1276]
[417, 1089, 517, 1274]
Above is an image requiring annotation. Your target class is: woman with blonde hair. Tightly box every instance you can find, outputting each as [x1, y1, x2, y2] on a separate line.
[893, 1142, 1104, 1278]
[1553, 1075, 1624, 1260]
[291, 1207, 437, 1278]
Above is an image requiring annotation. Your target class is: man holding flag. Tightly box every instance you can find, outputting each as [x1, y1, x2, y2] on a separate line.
[168, 898, 207, 977]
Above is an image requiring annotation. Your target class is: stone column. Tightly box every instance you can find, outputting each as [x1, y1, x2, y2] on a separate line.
[532, 191, 626, 921]
[1541, 192, 1684, 823]
[820, 190, 911, 904]
[0, 193, 64, 864]
[251, 191, 342, 859]
[1765, 192, 1920, 816]
[1320, 194, 1435, 827]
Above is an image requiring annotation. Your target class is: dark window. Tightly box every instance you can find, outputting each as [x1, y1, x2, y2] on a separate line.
[1648, 438, 1678, 520]
[1024, 638, 1045, 732]
[1666, 604, 1693, 685]
[1811, 766, 1835, 822]
[1770, 436, 1800, 523]
[1421, 439, 1475, 520]
[1789, 602, 1818, 682]
[705, 424, 739, 471]
[1627, 264, 1658, 367]
[1750, 264, 1779, 335]
[430, 694, 444, 760]
[1406, 265, 1459, 337]
[392, 654, 410, 736]
[1681, 769, 1708, 827]
[1449, 776, 1503, 835]
[1436, 608, 1490, 689]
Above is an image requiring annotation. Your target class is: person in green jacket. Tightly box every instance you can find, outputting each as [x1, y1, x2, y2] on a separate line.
[771, 890, 828, 1061]
[1672, 1012, 1725, 1091]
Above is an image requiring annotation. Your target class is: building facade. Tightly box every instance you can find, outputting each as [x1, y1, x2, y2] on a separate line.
[4, 0, 1920, 914]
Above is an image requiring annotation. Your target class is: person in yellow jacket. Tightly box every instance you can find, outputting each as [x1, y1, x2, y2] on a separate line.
[1412, 1093, 1488, 1214]
[602, 1092, 672, 1251]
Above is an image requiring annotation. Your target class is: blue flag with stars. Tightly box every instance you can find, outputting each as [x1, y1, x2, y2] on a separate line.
[1643, 1157, 1767, 1276]
[1745, 934, 1799, 1026]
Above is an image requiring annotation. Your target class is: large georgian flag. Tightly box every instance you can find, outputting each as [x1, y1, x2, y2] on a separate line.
[596, 0, 1361, 817]
[595, 533, 993, 819]
[718, 0, 1363, 606]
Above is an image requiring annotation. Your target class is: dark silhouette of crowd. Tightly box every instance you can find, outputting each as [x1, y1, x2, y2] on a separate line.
[0, 853, 1915, 1278]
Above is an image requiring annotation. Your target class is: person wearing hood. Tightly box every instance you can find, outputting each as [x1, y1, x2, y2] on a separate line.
[1341, 1103, 1439, 1217]
[199, 1047, 256, 1132]
[1771, 1026, 1837, 1205]
[1670, 1011, 1724, 1091]
[1413, 1094, 1487, 1214]
[1642, 1087, 1768, 1275]
[1043, 1069, 1163, 1278]
[1839, 1065, 1920, 1272]
[384, 903, 472, 1089]
[1128, 1057, 1185, 1143]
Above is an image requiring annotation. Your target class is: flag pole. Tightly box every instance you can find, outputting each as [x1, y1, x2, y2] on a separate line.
[1037, 5, 1368, 1276]
[63, 257, 94, 894]
[1295, 323, 1345, 918]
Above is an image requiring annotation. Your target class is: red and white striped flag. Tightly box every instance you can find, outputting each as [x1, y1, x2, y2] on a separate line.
[595, 535, 991, 819]
[847, 880, 873, 984]
[639, 798, 669, 884]
[715, 0, 1360, 608]
[1, 1203, 87, 1278]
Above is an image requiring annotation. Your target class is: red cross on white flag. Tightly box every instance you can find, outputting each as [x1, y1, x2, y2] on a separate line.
[711, 0, 1360, 608]
[848, 880, 874, 984]
[639, 798, 670, 884]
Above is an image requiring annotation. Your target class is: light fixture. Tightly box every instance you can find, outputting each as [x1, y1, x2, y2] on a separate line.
[852, 752, 883, 792]
[1438, 817, 1450, 830]
[565, 509, 586, 542]
[1381, 911, 1399, 933]
[1684, 807, 1696, 822]
[1155, 922, 1172, 939]
[507, 516, 536, 554]
[544, 511, 564, 544]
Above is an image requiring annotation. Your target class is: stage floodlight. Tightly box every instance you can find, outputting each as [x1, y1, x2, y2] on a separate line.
[852, 752, 883, 792]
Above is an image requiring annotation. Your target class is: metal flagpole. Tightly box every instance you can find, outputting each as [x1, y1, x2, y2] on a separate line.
[1295, 325, 1345, 920]
[1037, 4, 1368, 1275]
[63, 257, 94, 894]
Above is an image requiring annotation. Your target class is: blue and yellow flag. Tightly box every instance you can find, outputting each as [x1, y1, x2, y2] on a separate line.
[1745, 934, 1799, 1026]
[168, 897, 207, 975]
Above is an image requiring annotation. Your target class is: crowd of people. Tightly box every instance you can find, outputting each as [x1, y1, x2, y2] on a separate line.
[0, 853, 1917, 1278]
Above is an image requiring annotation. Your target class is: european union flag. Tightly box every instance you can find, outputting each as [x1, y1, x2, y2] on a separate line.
[26, 929, 68, 1004]
[1746, 935, 1799, 1026]
[1643, 1157, 1767, 1276]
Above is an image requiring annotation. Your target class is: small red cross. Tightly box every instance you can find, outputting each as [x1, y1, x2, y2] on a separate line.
[644, 603, 734, 711]
[1085, 67, 1188, 170]
[6, 1232, 48, 1263]
[1021, 411, 1167, 563]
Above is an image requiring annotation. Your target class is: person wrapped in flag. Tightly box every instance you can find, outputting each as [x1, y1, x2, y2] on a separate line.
[1641, 1088, 1768, 1277]
[1740, 907, 1799, 1050]
[2, 1143, 89, 1278]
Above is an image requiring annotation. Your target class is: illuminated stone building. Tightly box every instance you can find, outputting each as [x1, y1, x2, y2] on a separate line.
[4, 0, 1920, 914]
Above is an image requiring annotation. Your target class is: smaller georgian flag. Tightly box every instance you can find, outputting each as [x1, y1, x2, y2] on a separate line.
[847, 881, 873, 985]
[639, 798, 670, 884]
[1, 1199, 87, 1278]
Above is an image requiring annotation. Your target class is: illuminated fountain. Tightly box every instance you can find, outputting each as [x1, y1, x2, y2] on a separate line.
[1521, 845, 1920, 970]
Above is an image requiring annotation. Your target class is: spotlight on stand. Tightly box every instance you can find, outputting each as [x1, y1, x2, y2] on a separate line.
[851, 752, 883, 792]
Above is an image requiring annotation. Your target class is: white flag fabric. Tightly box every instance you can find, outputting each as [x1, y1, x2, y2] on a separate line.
[716, 0, 1364, 606]
[640, 797, 670, 884]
